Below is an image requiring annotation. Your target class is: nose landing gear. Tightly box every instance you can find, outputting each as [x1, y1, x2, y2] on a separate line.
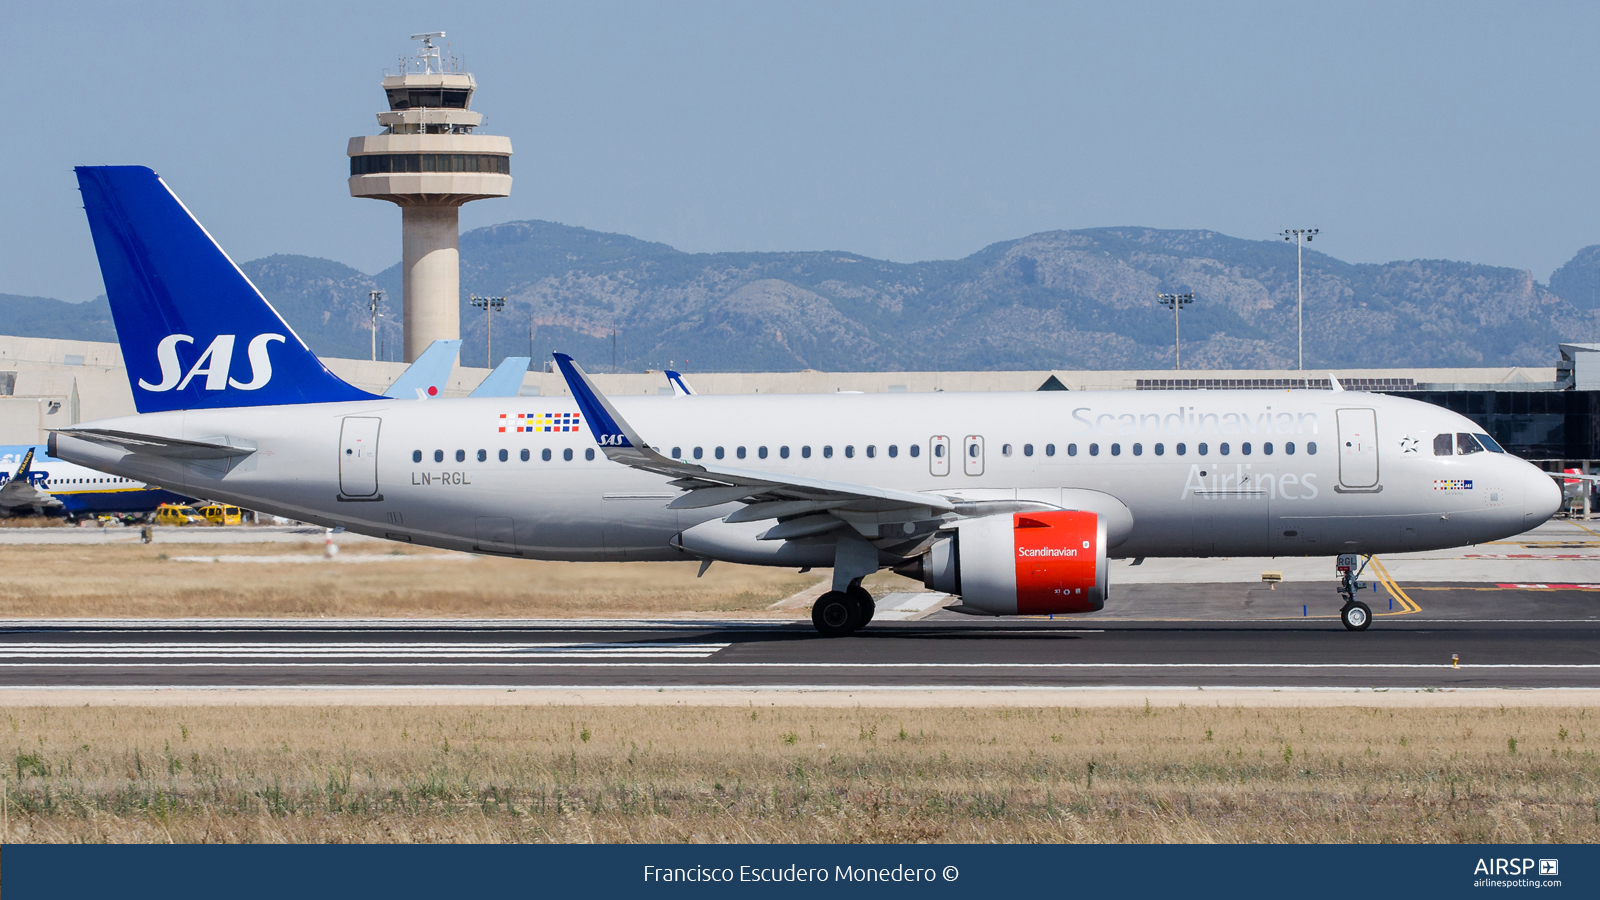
[1335, 553, 1374, 632]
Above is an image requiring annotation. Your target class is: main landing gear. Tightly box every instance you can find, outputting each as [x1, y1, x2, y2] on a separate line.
[811, 584, 875, 637]
[1335, 553, 1373, 632]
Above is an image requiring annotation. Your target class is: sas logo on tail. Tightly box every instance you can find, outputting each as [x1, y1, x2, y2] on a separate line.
[138, 334, 286, 393]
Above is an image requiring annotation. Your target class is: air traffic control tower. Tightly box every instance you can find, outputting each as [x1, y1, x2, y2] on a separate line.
[348, 33, 512, 361]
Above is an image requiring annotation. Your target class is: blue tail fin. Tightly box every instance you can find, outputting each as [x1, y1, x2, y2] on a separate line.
[385, 339, 461, 399]
[75, 166, 381, 413]
[470, 357, 533, 398]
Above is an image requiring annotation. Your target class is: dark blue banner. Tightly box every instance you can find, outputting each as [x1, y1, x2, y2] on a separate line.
[6, 843, 1592, 899]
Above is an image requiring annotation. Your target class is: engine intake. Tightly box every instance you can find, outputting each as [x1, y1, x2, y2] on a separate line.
[909, 510, 1107, 615]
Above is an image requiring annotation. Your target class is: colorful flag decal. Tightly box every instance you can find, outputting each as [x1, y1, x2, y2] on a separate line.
[1433, 479, 1473, 491]
[499, 412, 582, 433]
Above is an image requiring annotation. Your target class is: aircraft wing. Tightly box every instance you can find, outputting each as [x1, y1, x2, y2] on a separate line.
[50, 428, 256, 460]
[470, 357, 533, 398]
[385, 339, 462, 399]
[553, 353, 957, 535]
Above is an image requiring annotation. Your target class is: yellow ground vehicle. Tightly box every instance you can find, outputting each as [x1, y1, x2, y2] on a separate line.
[153, 504, 207, 526]
[198, 504, 244, 526]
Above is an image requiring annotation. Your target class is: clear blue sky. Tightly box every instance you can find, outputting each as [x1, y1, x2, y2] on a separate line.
[8, 1, 1600, 301]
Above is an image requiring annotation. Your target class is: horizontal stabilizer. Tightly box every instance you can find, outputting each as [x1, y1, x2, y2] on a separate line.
[51, 428, 256, 460]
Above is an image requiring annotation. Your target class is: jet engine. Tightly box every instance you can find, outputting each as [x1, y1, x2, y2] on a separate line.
[902, 510, 1107, 615]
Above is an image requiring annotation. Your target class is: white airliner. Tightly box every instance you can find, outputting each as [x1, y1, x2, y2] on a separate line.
[48, 166, 1563, 635]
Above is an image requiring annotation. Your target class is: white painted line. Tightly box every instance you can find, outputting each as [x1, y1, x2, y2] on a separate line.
[0, 661, 1593, 669]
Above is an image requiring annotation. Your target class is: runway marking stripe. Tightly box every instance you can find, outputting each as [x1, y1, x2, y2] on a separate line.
[1493, 583, 1600, 591]
[0, 662, 1596, 669]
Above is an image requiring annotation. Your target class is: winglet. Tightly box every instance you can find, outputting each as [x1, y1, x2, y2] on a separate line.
[552, 353, 673, 466]
[1328, 374, 1344, 392]
[665, 370, 695, 396]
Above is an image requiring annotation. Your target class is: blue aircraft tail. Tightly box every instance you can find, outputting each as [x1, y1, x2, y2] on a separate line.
[75, 166, 381, 413]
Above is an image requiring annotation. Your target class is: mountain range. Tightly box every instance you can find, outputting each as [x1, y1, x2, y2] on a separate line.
[10, 223, 1600, 372]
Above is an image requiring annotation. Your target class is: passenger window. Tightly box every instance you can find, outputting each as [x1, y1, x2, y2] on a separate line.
[412, 450, 422, 463]
[1154, 443, 1164, 456]
[477, 449, 487, 462]
[1456, 433, 1484, 455]
[888, 445, 899, 458]
[542, 448, 552, 461]
[433, 450, 444, 463]
[672, 447, 681, 459]
[498, 449, 508, 462]
[1220, 443, 1230, 456]
[824, 445, 834, 459]
[1176, 443, 1186, 455]
[933, 443, 944, 458]
[801, 446, 812, 458]
[1241, 442, 1251, 455]
[866, 445, 876, 458]
[1263, 442, 1273, 455]
[1433, 434, 1453, 456]
[736, 447, 746, 459]
[909, 444, 920, 458]
[1089, 443, 1099, 456]
[1198, 442, 1209, 455]
[1131, 443, 1142, 456]
[693, 447, 704, 460]
[1111, 443, 1122, 456]
[715, 447, 725, 460]
[781, 446, 791, 459]
[520, 449, 529, 461]
[585, 448, 595, 461]
[758, 446, 768, 459]
[845, 445, 855, 458]
[563, 448, 574, 461]
[456, 450, 466, 463]
[1001, 444, 1013, 457]
[1307, 442, 1318, 455]
[1023, 444, 1034, 457]
[1285, 442, 1295, 455]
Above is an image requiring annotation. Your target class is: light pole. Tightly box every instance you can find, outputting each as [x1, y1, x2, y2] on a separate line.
[1157, 292, 1195, 370]
[1280, 228, 1319, 370]
[368, 290, 384, 362]
[469, 295, 506, 366]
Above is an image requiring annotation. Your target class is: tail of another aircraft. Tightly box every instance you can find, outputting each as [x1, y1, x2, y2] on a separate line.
[75, 166, 381, 413]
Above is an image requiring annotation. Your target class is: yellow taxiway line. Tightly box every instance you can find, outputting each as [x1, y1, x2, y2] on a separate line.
[1368, 556, 1421, 615]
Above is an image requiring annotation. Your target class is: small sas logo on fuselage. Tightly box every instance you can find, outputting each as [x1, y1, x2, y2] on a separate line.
[1433, 479, 1473, 491]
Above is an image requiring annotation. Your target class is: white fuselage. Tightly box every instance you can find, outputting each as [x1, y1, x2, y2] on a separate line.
[52, 389, 1561, 562]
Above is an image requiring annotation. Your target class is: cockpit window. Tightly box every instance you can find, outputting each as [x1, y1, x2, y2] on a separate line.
[1433, 434, 1453, 456]
[1474, 433, 1506, 453]
[1456, 433, 1484, 455]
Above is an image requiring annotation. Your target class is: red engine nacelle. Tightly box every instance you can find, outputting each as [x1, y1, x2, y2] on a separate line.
[915, 510, 1107, 615]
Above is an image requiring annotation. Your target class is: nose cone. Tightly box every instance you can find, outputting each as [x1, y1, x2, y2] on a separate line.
[1525, 466, 1563, 524]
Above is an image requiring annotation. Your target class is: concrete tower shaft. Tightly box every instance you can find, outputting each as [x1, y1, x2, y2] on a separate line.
[347, 33, 512, 362]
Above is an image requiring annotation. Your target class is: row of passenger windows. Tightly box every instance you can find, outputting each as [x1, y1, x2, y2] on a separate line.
[414, 448, 597, 464]
[409, 441, 1317, 464]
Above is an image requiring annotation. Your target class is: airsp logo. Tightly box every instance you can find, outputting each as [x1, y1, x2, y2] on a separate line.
[138, 334, 286, 393]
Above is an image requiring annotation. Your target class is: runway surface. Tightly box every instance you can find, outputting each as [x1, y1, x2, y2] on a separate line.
[1, 582, 1595, 690]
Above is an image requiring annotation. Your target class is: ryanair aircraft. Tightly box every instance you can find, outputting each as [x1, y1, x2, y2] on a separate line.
[0, 445, 188, 519]
[49, 167, 1562, 634]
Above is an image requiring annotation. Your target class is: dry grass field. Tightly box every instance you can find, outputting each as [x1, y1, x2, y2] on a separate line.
[0, 703, 1595, 843]
[0, 543, 827, 618]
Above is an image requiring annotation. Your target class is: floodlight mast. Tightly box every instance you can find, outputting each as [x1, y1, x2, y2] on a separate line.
[368, 290, 385, 361]
[470, 295, 506, 366]
[1156, 292, 1195, 370]
[1281, 228, 1319, 370]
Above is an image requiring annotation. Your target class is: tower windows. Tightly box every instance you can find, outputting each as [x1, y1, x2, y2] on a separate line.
[350, 154, 510, 176]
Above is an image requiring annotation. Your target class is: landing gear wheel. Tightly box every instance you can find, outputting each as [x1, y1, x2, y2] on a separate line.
[847, 585, 875, 628]
[812, 591, 858, 637]
[1341, 601, 1372, 632]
